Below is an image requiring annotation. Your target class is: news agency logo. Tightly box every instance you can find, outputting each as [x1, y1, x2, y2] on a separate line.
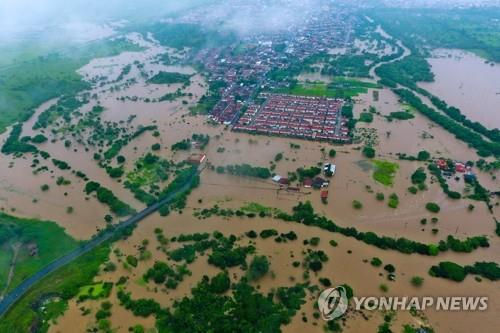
[318, 286, 489, 322]
[317, 286, 349, 320]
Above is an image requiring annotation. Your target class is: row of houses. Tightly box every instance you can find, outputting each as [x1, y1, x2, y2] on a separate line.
[233, 93, 351, 142]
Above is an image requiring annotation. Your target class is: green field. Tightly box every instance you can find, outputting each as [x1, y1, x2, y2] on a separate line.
[0, 38, 143, 134]
[0, 244, 110, 333]
[372, 160, 399, 186]
[277, 78, 380, 98]
[0, 213, 80, 293]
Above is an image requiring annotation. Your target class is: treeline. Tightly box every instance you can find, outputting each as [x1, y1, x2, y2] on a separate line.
[85, 181, 135, 217]
[398, 150, 430, 161]
[419, 89, 500, 143]
[275, 202, 489, 256]
[217, 164, 271, 179]
[429, 261, 500, 282]
[393, 88, 500, 157]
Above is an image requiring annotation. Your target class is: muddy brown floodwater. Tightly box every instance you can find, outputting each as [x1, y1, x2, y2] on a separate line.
[420, 49, 500, 129]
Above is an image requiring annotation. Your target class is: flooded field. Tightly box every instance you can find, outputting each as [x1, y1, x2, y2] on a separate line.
[420, 49, 500, 129]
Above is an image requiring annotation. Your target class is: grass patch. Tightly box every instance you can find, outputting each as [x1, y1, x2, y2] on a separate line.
[0, 213, 80, 293]
[76, 282, 113, 301]
[0, 244, 110, 333]
[372, 160, 399, 186]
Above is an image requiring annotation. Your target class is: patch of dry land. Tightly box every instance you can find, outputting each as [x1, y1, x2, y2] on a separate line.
[1, 33, 499, 333]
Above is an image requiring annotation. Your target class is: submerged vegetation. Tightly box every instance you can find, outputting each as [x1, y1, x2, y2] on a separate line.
[0, 38, 143, 133]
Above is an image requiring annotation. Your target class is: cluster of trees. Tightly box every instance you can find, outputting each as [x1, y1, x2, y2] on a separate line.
[52, 158, 71, 170]
[429, 261, 500, 282]
[85, 181, 135, 217]
[275, 201, 489, 256]
[321, 54, 376, 78]
[476, 159, 500, 172]
[296, 166, 321, 181]
[341, 103, 356, 130]
[375, 54, 434, 90]
[394, 89, 500, 157]
[147, 71, 191, 85]
[438, 235, 489, 253]
[33, 96, 86, 130]
[386, 111, 414, 121]
[222, 164, 271, 179]
[117, 290, 161, 317]
[1, 124, 38, 155]
[154, 277, 306, 332]
[167, 232, 254, 270]
[143, 261, 191, 289]
[106, 166, 124, 178]
[31, 134, 48, 144]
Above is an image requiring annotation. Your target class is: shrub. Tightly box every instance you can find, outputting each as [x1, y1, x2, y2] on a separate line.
[388, 193, 399, 209]
[352, 200, 363, 209]
[126, 255, 138, 268]
[371, 257, 383, 267]
[425, 202, 440, 213]
[411, 169, 427, 184]
[362, 146, 375, 158]
[328, 149, 336, 158]
[248, 256, 270, 281]
[410, 276, 424, 287]
[375, 192, 385, 201]
[417, 150, 430, 161]
[383, 264, 395, 273]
